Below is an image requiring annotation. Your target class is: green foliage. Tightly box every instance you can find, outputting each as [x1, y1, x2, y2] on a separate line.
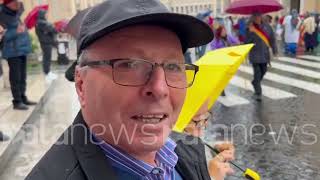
[30, 33, 39, 53]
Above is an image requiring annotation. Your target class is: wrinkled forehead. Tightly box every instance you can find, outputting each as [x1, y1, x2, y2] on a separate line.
[83, 25, 184, 59]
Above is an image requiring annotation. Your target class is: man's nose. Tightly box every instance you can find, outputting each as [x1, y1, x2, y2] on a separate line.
[141, 66, 169, 99]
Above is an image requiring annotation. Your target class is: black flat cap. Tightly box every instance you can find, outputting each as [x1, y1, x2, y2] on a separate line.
[65, 0, 213, 81]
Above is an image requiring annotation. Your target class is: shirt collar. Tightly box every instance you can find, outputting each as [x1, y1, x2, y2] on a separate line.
[93, 135, 178, 177]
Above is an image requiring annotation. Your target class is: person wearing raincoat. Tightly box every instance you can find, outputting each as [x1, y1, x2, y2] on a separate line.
[35, 9, 58, 82]
[245, 13, 277, 101]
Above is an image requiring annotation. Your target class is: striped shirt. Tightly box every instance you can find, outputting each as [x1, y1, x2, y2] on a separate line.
[94, 136, 179, 180]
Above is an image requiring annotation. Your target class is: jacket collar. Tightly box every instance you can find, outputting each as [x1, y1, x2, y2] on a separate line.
[70, 111, 118, 180]
[70, 111, 210, 180]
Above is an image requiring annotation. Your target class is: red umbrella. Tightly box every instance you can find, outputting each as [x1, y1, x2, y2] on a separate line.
[54, 19, 69, 32]
[24, 4, 49, 29]
[225, 0, 283, 15]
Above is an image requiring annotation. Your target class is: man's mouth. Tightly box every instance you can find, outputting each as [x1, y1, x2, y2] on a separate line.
[131, 114, 169, 124]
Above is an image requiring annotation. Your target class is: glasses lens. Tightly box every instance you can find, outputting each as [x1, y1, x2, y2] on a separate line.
[164, 63, 195, 88]
[113, 59, 152, 86]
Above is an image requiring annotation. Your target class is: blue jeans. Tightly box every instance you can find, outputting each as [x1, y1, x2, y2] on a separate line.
[285, 43, 297, 55]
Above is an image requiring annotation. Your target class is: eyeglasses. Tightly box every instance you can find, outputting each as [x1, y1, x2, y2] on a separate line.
[190, 112, 212, 128]
[80, 58, 199, 89]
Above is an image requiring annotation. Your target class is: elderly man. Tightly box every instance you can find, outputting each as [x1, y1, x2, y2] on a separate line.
[26, 0, 213, 179]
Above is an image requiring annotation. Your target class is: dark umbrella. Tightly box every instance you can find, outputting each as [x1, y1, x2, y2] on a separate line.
[64, 8, 91, 82]
[24, 4, 49, 29]
[225, 0, 283, 15]
[64, 7, 91, 38]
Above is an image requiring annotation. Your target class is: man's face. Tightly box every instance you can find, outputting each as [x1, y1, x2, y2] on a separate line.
[75, 25, 186, 156]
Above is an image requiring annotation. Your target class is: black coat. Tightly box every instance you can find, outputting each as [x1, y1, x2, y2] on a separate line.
[35, 10, 57, 46]
[26, 112, 211, 180]
[245, 23, 277, 64]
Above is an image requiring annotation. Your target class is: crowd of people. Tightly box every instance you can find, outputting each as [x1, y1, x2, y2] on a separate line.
[209, 10, 320, 57]
[193, 10, 320, 101]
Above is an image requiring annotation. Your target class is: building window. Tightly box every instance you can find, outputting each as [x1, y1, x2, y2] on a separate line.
[190, 6, 193, 13]
[181, 6, 184, 13]
[200, 5, 203, 11]
[209, 4, 212, 10]
[176, 7, 179, 13]
[195, 5, 198, 13]
[186, 6, 189, 14]
[171, 7, 174, 12]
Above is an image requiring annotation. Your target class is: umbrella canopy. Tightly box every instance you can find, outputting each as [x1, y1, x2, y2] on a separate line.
[64, 7, 91, 38]
[225, 0, 283, 15]
[54, 19, 68, 32]
[24, 4, 49, 29]
[173, 44, 253, 132]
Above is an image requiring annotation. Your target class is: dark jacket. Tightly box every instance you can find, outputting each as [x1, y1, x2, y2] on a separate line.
[245, 23, 277, 64]
[26, 112, 211, 180]
[35, 10, 57, 46]
[0, 5, 31, 59]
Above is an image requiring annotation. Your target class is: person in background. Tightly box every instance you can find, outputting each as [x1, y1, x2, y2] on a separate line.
[183, 101, 235, 180]
[303, 12, 318, 53]
[245, 13, 277, 101]
[35, 9, 58, 82]
[263, 15, 278, 60]
[224, 16, 234, 36]
[274, 16, 284, 50]
[235, 17, 247, 43]
[283, 9, 301, 56]
[210, 25, 240, 50]
[56, 33, 70, 65]
[210, 25, 240, 96]
[1, 0, 36, 110]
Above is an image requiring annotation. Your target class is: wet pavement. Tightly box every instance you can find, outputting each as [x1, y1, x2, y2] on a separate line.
[0, 76, 79, 180]
[1, 54, 320, 179]
[204, 59, 320, 179]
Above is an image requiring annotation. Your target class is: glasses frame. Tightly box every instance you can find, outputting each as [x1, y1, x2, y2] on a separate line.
[80, 58, 199, 89]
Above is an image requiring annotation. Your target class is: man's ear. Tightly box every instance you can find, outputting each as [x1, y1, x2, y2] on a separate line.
[75, 66, 86, 107]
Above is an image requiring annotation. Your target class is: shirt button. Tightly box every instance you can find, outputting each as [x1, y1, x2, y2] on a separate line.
[151, 167, 164, 175]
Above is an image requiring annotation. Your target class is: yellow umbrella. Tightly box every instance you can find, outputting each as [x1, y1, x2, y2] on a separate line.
[173, 44, 254, 132]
